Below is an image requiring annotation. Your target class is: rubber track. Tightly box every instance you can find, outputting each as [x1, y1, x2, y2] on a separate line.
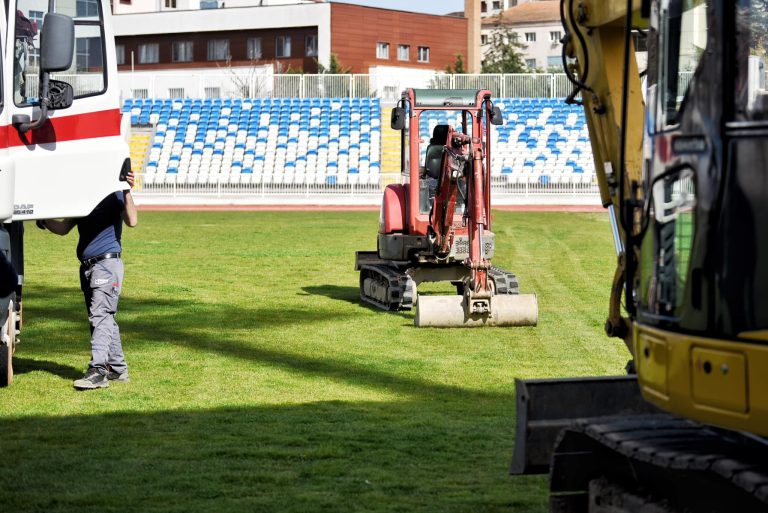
[489, 266, 520, 295]
[359, 265, 415, 311]
[557, 414, 768, 507]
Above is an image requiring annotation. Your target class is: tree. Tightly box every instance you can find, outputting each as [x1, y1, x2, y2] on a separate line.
[481, 24, 528, 74]
[317, 53, 351, 74]
[445, 54, 467, 74]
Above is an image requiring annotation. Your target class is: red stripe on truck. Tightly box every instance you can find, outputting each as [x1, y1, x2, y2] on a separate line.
[0, 109, 122, 148]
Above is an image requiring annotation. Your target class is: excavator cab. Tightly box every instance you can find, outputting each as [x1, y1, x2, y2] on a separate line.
[512, 1, 768, 511]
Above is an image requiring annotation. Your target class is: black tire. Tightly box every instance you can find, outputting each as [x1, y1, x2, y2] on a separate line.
[0, 340, 12, 387]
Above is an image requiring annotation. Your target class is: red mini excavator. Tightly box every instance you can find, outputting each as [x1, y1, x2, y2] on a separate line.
[355, 89, 538, 327]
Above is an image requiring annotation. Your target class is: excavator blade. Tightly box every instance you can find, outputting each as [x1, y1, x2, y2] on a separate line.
[414, 294, 538, 328]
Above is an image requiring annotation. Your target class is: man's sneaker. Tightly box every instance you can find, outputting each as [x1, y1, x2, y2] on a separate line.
[73, 368, 109, 390]
[107, 368, 130, 383]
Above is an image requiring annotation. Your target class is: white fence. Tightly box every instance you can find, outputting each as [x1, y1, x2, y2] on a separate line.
[120, 73, 580, 101]
[131, 173, 601, 206]
[21, 70, 702, 102]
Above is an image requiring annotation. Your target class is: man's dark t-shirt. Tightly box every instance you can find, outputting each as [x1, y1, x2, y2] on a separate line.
[76, 192, 125, 260]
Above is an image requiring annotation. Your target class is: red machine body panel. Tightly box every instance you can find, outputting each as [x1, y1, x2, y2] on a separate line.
[380, 183, 407, 234]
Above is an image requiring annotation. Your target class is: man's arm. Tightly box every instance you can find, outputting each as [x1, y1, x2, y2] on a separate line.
[40, 218, 76, 235]
[122, 171, 138, 228]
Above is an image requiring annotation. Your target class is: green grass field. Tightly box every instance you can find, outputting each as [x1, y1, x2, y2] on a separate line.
[0, 210, 629, 513]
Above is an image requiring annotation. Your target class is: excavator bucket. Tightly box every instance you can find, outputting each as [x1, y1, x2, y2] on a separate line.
[414, 294, 538, 328]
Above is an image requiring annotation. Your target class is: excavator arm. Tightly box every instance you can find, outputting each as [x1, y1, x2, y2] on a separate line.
[430, 129, 470, 258]
[429, 129, 494, 316]
[561, 0, 648, 349]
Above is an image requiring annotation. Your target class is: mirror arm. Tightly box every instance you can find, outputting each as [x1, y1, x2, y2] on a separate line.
[17, 74, 51, 134]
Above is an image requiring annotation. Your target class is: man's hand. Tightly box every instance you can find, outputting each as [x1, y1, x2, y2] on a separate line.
[123, 173, 138, 228]
[125, 170, 135, 190]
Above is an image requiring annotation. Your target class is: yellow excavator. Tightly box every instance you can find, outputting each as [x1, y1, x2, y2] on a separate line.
[511, 0, 768, 510]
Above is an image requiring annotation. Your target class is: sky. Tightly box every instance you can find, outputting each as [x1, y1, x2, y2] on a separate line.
[330, 0, 465, 15]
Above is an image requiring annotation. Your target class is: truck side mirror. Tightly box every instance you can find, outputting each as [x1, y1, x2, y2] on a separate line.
[40, 13, 74, 72]
[391, 107, 406, 130]
[490, 106, 504, 126]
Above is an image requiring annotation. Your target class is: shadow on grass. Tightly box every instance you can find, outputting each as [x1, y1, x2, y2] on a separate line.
[301, 284, 361, 305]
[24, 285, 496, 403]
[13, 357, 82, 380]
[300, 285, 414, 320]
[0, 400, 546, 513]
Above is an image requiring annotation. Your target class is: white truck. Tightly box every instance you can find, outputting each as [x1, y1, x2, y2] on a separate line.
[0, 0, 129, 386]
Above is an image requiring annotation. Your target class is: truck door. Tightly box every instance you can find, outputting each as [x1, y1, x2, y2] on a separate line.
[0, 10, 13, 222]
[8, 0, 128, 221]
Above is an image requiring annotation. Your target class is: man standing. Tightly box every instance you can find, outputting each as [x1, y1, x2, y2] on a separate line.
[41, 172, 138, 390]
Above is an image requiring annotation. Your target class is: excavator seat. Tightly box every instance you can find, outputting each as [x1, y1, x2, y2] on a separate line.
[424, 124, 449, 179]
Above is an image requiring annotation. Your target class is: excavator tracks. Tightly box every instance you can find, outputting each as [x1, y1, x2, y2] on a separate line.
[550, 414, 768, 512]
[359, 265, 415, 311]
[489, 266, 520, 295]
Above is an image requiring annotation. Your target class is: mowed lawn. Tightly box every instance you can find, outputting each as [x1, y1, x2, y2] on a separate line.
[0, 210, 629, 513]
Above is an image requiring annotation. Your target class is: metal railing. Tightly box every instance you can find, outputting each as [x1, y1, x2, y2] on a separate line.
[119, 73, 581, 101]
[130, 172, 600, 205]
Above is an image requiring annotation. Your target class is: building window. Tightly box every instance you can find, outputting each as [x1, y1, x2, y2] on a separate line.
[397, 44, 410, 61]
[247, 38, 262, 60]
[169, 87, 185, 98]
[481, 1, 487, 13]
[305, 35, 318, 57]
[207, 39, 229, 61]
[550, 31, 562, 43]
[481, 34, 488, 45]
[376, 42, 389, 60]
[547, 55, 561, 67]
[172, 41, 193, 62]
[76, 37, 102, 71]
[76, 0, 99, 17]
[28, 10, 43, 27]
[204, 86, 220, 99]
[138, 43, 159, 64]
[492, 1, 501, 9]
[164, 0, 176, 7]
[25, 10, 44, 67]
[525, 58, 537, 69]
[276, 36, 291, 58]
[116, 44, 125, 65]
[512, 32, 520, 43]
[525, 32, 536, 42]
[417, 46, 429, 63]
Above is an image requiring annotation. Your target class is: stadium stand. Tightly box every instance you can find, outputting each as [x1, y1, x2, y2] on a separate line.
[124, 97, 593, 187]
[417, 99, 594, 185]
[126, 97, 382, 187]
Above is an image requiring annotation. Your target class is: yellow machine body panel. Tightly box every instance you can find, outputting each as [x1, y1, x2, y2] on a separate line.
[635, 324, 768, 436]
